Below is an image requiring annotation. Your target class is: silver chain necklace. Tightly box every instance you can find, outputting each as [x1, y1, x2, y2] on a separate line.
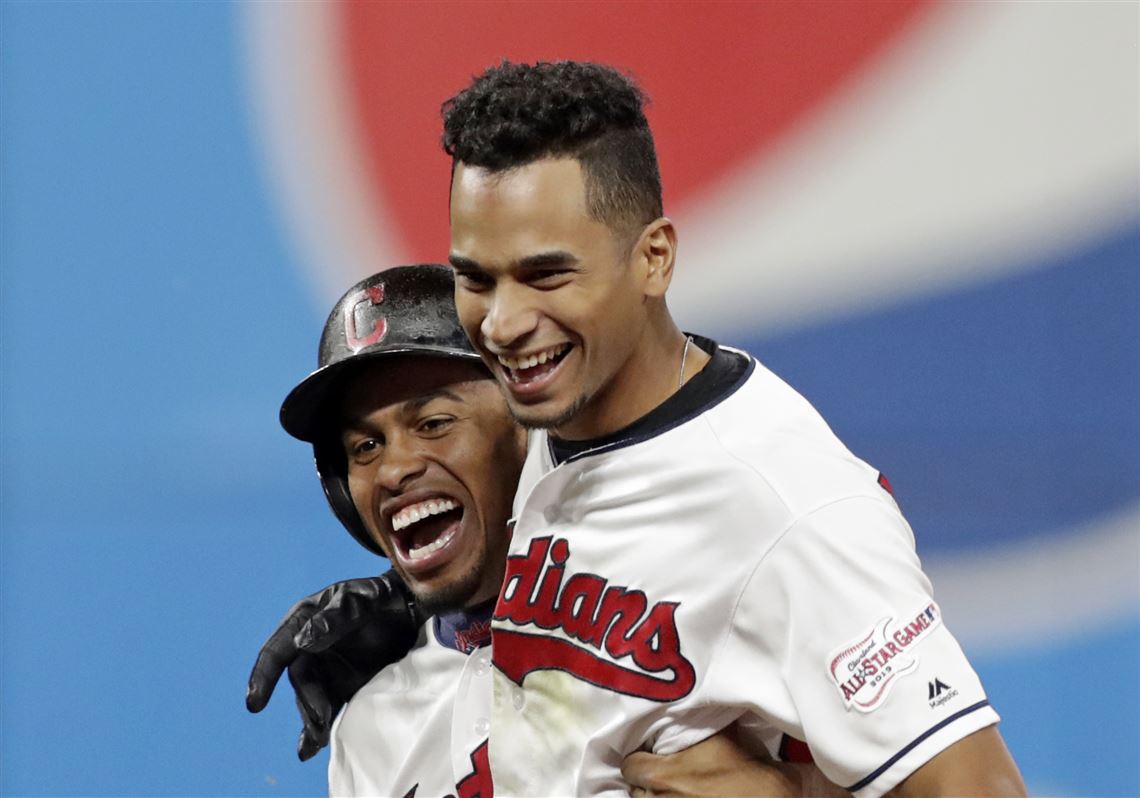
[678, 335, 693, 389]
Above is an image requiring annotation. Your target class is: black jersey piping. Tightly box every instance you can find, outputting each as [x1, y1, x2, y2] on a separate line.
[845, 700, 993, 792]
[547, 338, 755, 466]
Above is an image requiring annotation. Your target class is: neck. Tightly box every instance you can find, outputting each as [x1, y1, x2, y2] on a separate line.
[554, 319, 711, 441]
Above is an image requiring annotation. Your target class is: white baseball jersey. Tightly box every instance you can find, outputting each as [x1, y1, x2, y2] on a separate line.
[329, 608, 494, 798]
[488, 339, 999, 798]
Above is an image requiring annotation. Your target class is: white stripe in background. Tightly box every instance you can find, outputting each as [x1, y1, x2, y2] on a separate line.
[671, 1, 1140, 336]
[240, 3, 410, 307]
[923, 502, 1140, 656]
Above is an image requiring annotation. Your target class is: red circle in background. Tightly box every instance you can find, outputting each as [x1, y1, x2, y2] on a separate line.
[339, 1, 930, 261]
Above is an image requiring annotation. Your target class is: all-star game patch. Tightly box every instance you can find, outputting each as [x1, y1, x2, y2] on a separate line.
[827, 602, 941, 713]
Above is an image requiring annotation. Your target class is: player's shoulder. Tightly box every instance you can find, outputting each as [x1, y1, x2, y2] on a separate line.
[694, 350, 889, 516]
[349, 617, 463, 700]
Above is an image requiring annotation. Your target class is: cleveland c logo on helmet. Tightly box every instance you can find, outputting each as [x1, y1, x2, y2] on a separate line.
[345, 284, 388, 352]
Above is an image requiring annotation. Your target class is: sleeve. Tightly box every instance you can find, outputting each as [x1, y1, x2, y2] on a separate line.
[327, 710, 355, 797]
[715, 495, 1000, 797]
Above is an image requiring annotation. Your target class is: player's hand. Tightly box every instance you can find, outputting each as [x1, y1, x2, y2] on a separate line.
[245, 572, 422, 761]
[622, 724, 845, 797]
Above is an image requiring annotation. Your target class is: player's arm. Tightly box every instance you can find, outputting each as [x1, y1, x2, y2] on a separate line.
[884, 725, 1025, 797]
[715, 492, 1025, 794]
[621, 723, 848, 798]
[245, 571, 421, 760]
[622, 725, 1024, 798]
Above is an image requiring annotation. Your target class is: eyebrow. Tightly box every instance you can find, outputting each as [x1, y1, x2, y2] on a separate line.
[448, 251, 578, 272]
[341, 387, 466, 434]
[517, 251, 578, 270]
[402, 387, 465, 413]
[448, 254, 481, 271]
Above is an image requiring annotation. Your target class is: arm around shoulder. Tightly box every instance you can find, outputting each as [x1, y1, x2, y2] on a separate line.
[886, 726, 1026, 798]
[621, 724, 849, 798]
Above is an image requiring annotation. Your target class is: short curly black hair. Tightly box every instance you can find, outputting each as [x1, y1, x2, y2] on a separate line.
[442, 61, 663, 240]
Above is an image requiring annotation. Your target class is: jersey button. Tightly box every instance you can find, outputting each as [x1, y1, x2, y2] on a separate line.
[511, 687, 526, 711]
[474, 717, 490, 736]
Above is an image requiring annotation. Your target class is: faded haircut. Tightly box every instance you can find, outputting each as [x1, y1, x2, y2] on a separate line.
[441, 60, 663, 243]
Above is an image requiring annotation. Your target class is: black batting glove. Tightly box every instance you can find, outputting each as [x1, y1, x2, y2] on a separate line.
[245, 571, 422, 761]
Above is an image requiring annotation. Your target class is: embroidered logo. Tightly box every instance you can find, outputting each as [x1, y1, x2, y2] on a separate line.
[927, 677, 959, 709]
[493, 536, 696, 702]
[827, 602, 941, 712]
[454, 620, 491, 654]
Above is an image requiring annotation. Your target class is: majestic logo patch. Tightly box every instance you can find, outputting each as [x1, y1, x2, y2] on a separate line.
[492, 536, 695, 702]
[827, 603, 941, 712]
[927, 677, 959, 709]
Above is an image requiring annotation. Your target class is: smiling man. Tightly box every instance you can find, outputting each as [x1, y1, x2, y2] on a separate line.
[441, 61, 1025, 797]
[271, 264, 527, 795]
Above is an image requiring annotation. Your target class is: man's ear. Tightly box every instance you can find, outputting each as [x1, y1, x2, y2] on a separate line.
[631, 217, 677, 298]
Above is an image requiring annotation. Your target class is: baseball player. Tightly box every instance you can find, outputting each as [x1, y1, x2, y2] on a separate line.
[259, 264, 527, 795]
[251, 264, 837, 797]
[439, 61, 1025, 797]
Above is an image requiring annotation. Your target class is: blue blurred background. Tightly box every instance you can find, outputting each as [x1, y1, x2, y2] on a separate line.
[1, 2, 1136, 795]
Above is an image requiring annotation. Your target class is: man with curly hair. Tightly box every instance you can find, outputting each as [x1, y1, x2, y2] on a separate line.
[439, 60, 1024, 798]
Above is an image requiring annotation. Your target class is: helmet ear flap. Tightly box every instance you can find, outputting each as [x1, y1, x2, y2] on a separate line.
[314, 437, 385, 557]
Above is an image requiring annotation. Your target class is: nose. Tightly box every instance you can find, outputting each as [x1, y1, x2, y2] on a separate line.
[375, 433, 427, 492]
[481, 282, 539, 350]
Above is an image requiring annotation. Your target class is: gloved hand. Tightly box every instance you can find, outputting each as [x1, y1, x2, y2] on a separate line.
[246, 571, 422, 760]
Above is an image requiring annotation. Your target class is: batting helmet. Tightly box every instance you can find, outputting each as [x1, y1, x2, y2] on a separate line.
[280, 264, 486, 555]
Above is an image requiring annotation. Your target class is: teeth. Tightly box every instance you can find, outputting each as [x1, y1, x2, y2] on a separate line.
[392, 498, 459, 532]
[407, 526, 458, 560]
[497, 344, 568, 371]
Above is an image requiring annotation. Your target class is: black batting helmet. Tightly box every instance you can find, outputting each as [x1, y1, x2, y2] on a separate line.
[280, 264, 486, 555]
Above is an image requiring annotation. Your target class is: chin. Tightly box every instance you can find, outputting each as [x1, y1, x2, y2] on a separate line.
[507, 394, 588, 431]
[413, 566, 485, 615]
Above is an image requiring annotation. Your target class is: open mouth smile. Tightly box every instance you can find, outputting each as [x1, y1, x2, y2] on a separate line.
[495, 344, 571, 390]
[388, 496, 465, 571]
